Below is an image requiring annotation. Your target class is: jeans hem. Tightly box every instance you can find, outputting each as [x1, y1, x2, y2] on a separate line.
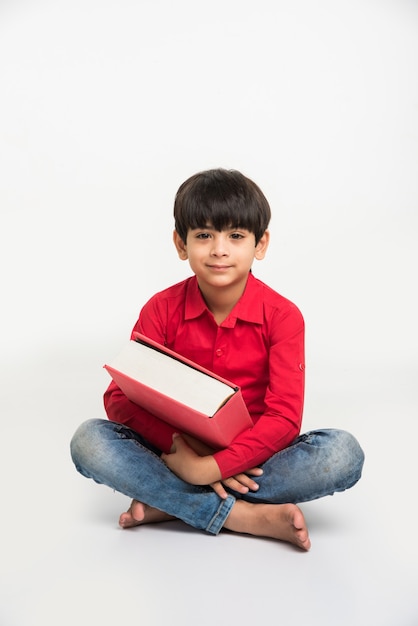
[205, 494, 235, 535]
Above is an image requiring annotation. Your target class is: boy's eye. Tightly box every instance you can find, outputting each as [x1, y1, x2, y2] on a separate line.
[193, 229, 248, 240]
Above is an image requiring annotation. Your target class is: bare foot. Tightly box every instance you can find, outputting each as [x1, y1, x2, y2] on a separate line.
[223, 501, 311, 550]
[119, 499, 175, 529]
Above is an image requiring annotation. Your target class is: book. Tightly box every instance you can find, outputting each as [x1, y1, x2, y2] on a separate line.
[104, 332, 253, 448]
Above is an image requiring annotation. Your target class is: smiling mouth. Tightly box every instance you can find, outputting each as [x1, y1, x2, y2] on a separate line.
[207, 264, 231, 270]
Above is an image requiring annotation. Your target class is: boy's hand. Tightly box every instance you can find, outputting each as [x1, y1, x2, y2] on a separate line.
[210, 467, 263, 499]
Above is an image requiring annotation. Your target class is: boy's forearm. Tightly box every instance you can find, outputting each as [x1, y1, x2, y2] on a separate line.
[170, 452, 222, 485]
[188, 455, 222, 485]
[161, 435, 222, 485]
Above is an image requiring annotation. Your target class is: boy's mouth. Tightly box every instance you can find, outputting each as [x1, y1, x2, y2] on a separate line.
[207, 264, 232, 270]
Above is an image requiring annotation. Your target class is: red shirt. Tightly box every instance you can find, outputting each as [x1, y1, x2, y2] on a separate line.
[104, 272, 305, 478]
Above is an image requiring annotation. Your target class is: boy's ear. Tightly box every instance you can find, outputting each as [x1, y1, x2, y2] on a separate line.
[173, 230, 189, 260]
[254, 230, 270, 260]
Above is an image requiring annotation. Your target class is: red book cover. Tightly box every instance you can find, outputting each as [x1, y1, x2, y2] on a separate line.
[104, 333, 253, 448]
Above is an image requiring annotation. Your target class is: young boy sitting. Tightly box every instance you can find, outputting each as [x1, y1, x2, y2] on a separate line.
[70, 168, 364, 551]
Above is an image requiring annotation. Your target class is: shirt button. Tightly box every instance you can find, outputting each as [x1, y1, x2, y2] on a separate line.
[299, 363, 305, 371]
[215, 349, 223, 357]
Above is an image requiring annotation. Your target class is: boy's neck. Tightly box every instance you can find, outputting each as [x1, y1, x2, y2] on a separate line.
[197, 276, 248, 325]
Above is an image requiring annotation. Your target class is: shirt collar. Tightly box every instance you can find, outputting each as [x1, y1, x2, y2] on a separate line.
[184, 273, 264, 327]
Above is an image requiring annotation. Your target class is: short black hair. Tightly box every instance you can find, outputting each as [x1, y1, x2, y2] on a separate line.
[174, 168, 271, 244]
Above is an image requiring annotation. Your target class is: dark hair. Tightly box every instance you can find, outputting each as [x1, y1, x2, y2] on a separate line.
[174, 168, 271, 244]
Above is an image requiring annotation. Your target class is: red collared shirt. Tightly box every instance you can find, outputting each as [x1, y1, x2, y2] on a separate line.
[104, 272, 305, 478]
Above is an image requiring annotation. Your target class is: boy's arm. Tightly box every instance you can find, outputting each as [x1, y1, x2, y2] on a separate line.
[162, 434, 222, 484]
[212, 306, 305, 478]
[163, 433, 263, 497]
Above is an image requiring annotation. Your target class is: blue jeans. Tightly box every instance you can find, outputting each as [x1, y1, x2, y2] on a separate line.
[70, 419, 364, 535]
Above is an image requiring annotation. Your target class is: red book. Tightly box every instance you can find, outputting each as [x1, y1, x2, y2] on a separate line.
[104, 332, 253, 448]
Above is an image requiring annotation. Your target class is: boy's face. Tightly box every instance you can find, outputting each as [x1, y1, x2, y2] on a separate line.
[173, 225, 269, 293]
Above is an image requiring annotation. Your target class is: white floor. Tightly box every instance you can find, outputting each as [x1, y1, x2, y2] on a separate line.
[1, 353, 417, 626]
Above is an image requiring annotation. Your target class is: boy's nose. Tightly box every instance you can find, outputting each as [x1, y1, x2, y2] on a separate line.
[210, 235, 229, 255]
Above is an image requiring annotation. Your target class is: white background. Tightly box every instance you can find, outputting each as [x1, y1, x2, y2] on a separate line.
[1, 1, 417, 625]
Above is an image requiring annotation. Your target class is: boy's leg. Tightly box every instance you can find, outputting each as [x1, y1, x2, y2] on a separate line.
[238, 429, 365, 505]
[70, 419, 234, 535]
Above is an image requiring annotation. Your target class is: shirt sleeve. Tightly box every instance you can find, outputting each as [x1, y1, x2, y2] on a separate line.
[212, 304, 305, 478]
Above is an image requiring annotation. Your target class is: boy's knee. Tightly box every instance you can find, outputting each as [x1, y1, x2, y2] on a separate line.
[330, 429, 365, 486]
[70, 418, 105, 467]
[310, 428, 365, 487]
[340, 430, 364, 469]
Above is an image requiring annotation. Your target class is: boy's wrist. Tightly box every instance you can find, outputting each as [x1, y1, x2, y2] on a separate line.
[190, 455, 221, 485]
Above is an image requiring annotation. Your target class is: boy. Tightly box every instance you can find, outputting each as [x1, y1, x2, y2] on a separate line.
[71, 168, 364, 551]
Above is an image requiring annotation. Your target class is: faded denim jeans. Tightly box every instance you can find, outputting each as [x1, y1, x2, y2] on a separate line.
[70, 419, 364, 535]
